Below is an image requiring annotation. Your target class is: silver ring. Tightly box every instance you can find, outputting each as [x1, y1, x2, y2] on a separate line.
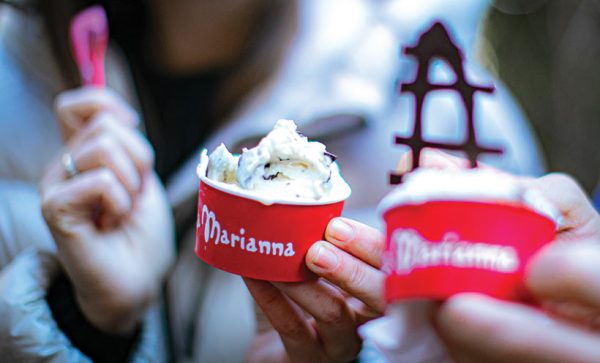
[61, 152, 79, 179]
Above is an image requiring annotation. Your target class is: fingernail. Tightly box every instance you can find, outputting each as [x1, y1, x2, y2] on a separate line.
[312, 243, 339, 271]
[329, 218, 354, 243]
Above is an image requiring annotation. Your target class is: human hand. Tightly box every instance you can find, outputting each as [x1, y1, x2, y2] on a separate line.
[435, 173, 600, 363]
[244, 218, 386, 363]
[55, 86, 139, 141]
[389, 149, 600, 362]
[40, 87, 175, 335]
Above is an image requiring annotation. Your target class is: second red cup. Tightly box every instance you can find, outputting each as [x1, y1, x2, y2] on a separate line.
[382, 199, 556, 302]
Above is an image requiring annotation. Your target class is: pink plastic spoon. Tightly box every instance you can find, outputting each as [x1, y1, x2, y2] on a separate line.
[69, 5, 108, 86]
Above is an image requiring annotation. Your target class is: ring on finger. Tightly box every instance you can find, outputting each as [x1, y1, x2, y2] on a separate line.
[61, 152, 79, 179]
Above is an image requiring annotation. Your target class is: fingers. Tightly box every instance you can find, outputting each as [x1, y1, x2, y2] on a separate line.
[324, 217, 385, 268]
[244, 278, 322, 363]
[41, 167, 132, 238]
[307, 217, 386, 315]
[273, 280, 362, 363]
[69, 112, 154, 179]
[541, 300, 600, 331]
[41, 111, 154, 190]
[40, 101, 154, 243]
[523, 173, 600, 238]
[71, 133, 141, 196]
[55, 87, 139, 141]
[306, 241, 385, 315]
[436, 294, 600, 363]
[526, 239, 600, 313]
[524, 174, 600, 324]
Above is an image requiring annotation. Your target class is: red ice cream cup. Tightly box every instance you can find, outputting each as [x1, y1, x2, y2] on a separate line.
[382, 200, 556, 302]
[195, 154, 350, 282]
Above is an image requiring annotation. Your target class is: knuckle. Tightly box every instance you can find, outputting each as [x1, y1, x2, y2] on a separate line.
[55, 104, 68, 123]
[106, 89, 137, 116]
[101, 87, 122, 103]
[544, 172, 581, 193]
[277, 319, 309, 341]
[257, 289, 282, 308]
[95, 168, 118, 189]
[94, 134, 118, 159]
[560, 247, 598, 287]
[40, 194, 57, 223]
[534, 172, 593, 220]
[40, 190, 74, 236]
[365, 234, 384, 260]
[89, 111, 114, 133]
[348, 261, 367, 290]
[537, 245, 595, 293]
[54, 90, 76, 113]
[80, 86, 112, 107]
[95, 133, 116, 149]
[137, 135, 155, 168]
[40, 185, 63, 220]
[318, 294, 347, 326]
[98, 138, 122, 167]
[128, 109, 141, 124]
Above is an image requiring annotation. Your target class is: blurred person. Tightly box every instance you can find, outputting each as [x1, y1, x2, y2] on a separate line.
[0, 0, 545, 362]
[479, 0, 600, 194]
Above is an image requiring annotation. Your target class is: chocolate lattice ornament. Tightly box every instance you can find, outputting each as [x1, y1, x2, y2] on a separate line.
[390, 22, 503, 185]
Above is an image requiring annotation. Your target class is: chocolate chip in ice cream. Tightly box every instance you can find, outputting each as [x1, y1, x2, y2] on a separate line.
[201, 119, 351, 202]
[324, 151, 337, 163]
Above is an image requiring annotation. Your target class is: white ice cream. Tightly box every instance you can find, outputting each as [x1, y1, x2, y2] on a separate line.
[378, 168, 560, 223]
[198, 119, 351, 205]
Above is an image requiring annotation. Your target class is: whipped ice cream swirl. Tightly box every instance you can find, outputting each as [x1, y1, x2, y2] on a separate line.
[200, 119, 351, 204]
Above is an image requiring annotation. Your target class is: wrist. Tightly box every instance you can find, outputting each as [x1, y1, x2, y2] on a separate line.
[74, 279, 158, 335]
[76, 293, 143, 335]
[47, 273, 142, 362]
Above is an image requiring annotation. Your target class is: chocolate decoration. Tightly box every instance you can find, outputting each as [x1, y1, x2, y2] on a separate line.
[390, 22, 503, 185]
[324, 151, 337, 162]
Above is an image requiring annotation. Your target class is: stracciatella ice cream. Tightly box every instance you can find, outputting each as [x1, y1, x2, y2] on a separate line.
[198, 119, 351, 204]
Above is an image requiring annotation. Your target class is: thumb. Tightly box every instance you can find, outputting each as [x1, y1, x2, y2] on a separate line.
[522, 173, 600, 240]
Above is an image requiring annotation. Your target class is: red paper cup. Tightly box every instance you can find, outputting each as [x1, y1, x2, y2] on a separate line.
[195, 156, 350, 282]
[382, 200, 556, 302]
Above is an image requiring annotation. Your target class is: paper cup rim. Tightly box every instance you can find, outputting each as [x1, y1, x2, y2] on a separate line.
[197, 149, 352, 206]
[381, 199, 556, 225]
